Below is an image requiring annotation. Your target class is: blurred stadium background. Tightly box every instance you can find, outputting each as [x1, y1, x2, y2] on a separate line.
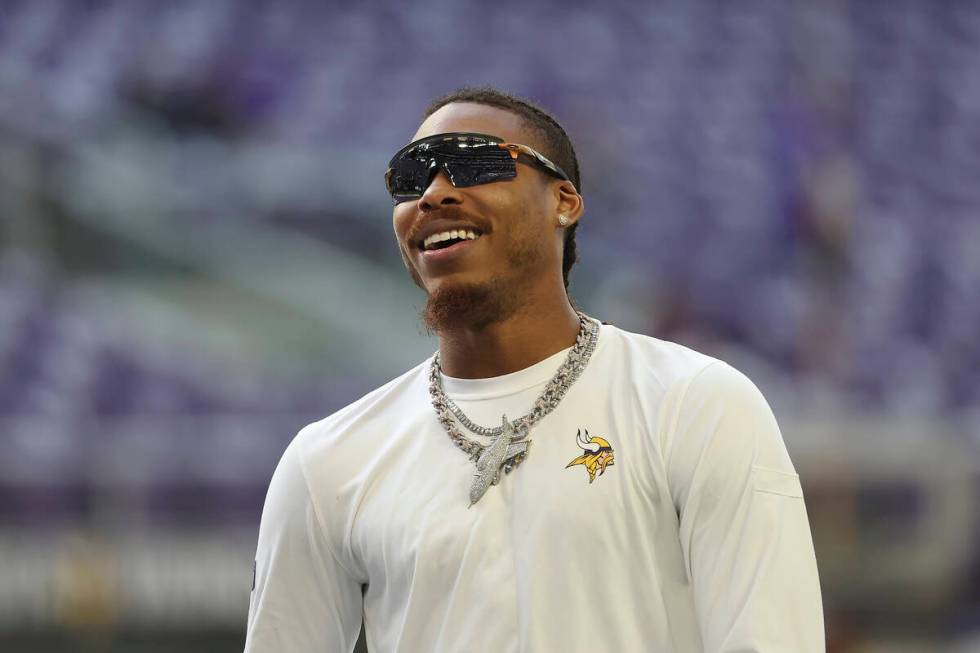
[1, 1, 978, 652]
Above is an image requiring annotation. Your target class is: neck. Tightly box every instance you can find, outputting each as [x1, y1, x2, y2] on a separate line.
[436, 293, 580, 379]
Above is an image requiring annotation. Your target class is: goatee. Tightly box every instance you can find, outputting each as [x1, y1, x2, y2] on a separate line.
[417, 224, 542, 333]
[422, 278, 522, 333]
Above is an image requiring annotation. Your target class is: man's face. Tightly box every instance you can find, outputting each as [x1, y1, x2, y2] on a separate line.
[391, 102, 568, 330]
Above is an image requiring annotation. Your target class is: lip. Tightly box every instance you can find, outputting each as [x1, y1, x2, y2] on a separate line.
[412, 219, 486, 250]
[419, 236, 481, 264]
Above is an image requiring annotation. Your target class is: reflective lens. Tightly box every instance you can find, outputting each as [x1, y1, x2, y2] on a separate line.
[385, 133, 517, 203]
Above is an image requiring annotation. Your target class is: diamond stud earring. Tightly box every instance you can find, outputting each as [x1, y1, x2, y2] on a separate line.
[558, 214, 569, 227]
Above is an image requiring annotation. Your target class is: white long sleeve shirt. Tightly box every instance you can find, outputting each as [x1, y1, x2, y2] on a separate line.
[245, 323, 824, 652]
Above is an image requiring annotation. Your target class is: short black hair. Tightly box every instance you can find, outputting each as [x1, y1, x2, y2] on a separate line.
[424, 87, 582, 291]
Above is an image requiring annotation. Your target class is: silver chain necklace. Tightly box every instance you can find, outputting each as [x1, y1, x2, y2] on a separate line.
[427, 313, 600, 505]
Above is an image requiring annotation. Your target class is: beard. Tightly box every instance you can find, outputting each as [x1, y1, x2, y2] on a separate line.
[422, 278, 517, 333]
[421, 235, 542, 333]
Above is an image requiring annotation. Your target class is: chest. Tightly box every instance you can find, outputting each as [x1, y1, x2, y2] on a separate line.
[349, 400, 675, 592]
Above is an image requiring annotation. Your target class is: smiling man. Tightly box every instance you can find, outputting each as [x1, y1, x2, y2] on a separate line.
[244, 87, 825, 652]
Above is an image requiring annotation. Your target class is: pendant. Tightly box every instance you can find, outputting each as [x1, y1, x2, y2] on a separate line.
[469, 415, 530, 506]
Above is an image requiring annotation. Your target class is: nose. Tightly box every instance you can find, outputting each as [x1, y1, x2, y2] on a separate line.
[417, 168, 463, 211]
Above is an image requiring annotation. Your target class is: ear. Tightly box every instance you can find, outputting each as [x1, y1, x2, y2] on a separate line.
[554, 180, 584, 226]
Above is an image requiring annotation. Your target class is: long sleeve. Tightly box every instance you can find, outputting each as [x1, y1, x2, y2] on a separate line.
[245, 438, 363, 653]
[666, 362, 824, 652]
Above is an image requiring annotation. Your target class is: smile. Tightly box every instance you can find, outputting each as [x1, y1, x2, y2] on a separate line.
[421, 229, 481, 251]
[419, 233, 482, 263]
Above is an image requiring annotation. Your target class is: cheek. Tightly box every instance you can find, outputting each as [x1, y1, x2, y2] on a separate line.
[392, 205, 413, 242]
[496, 191, 550, 239]
[510, 199, 562, 258]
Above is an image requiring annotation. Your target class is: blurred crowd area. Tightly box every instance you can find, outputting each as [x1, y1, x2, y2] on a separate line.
[1, 1, 979, 652]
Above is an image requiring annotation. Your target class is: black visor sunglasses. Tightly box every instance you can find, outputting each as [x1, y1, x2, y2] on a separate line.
[385, 132, 571, 204]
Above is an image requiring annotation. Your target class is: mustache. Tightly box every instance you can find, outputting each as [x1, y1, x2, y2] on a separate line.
[406, 206, 491, 243]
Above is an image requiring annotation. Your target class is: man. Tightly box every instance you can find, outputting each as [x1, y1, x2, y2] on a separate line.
[245, 87, 824, 652]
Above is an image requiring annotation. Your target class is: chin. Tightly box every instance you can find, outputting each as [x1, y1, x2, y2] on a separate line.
[422, 277, 519, 333]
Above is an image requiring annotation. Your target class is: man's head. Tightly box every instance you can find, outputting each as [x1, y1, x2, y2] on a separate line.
[390, 87, 584, 332]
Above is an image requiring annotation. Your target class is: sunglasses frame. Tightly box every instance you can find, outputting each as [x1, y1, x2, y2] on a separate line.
[385, 132, 571, 203]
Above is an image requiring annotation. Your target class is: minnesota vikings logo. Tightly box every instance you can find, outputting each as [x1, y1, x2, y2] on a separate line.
[565, 429, 615, 483]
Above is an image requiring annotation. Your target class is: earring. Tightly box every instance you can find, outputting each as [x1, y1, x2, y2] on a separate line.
[558, 214, 570, 227]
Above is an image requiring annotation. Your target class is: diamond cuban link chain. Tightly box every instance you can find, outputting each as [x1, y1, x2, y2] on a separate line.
[427, 313, 600, 503]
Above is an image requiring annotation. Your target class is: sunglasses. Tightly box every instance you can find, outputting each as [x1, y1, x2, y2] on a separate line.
[385, 132, 571, 204]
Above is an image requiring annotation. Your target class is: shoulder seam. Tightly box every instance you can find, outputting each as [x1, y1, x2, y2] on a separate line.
[295, 443, 365, 582]
[662, 359, 723, 471]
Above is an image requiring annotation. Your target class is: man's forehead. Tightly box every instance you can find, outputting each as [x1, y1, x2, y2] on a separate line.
[412, 102, 534, 146]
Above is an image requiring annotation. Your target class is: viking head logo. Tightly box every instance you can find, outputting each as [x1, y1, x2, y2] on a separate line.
[566, 429, 615, 483]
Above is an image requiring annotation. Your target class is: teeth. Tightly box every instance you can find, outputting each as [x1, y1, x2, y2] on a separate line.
[423, 229, 481, 249]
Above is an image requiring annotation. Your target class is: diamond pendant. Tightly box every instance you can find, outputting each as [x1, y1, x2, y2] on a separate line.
[469, 415, 530, 506]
